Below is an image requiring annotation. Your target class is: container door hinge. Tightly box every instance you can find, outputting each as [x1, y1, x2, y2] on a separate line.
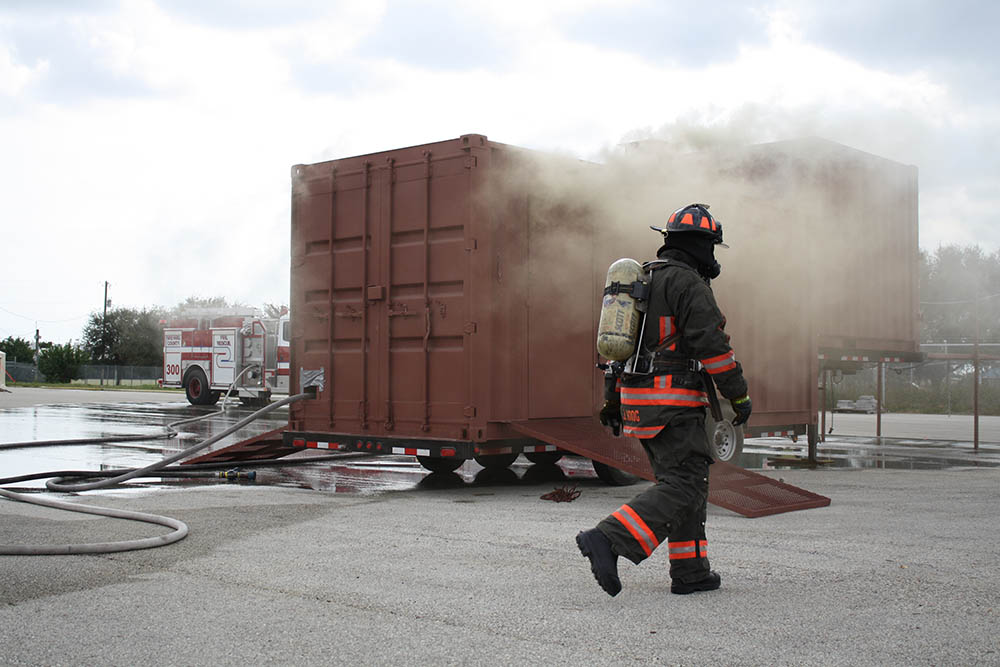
[464, 406, 477, 418]
[463, 322, 477, 334]
[465, 238, 477, 251]
[464, 156, 477, 169]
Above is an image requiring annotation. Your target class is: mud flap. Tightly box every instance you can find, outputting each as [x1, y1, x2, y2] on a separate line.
[506, 417, 830, 518]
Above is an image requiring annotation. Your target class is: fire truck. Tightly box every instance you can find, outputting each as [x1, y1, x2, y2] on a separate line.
[161, 309, 291, 406]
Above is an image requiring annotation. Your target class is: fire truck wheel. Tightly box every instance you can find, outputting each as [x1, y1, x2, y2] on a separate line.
[473, 452, 519, 469]
[525, 451, 563, 465]
[417, 456, 464, 473]
[184, 368, 218, 406]
[591, 460, 640, 486]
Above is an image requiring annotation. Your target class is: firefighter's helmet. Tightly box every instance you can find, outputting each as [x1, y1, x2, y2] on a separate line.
[650, 203, 727, 247]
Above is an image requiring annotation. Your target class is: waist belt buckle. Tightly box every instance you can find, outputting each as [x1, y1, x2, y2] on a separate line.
[688, 359, 704, 372]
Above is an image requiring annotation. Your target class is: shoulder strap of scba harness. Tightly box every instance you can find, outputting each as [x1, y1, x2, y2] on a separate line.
[623, 259, 723, 421]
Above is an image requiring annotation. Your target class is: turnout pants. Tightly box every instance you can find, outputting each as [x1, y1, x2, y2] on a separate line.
[596, 410, 713, 584]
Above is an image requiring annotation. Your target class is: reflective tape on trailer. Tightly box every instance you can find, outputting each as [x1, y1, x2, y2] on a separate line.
[292, 440, 345, 450]
[392, 447, 431, 457]
[818, 354, 870, 362]
[522, 444, 557, 453]
[758, 430, 797, 438]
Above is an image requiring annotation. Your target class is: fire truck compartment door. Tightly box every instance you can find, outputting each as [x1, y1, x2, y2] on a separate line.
[212, 328, 238, 387]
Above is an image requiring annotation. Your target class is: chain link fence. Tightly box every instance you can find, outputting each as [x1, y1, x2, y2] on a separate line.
[5, 361, 162, 387]
[824, 358, 1000, 416]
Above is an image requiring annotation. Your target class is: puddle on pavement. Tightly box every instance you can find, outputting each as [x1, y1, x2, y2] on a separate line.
[738, 436, 1000, 471]
[3, 401, 999, 495]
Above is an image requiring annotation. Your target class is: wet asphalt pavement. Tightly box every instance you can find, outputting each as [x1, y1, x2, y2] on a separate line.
[2, 387, 1000, 493]
[2, 388, 1000, 665]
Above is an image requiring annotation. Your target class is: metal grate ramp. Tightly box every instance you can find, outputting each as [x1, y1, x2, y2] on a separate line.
[183, 427, 299, 465]
[507, 417, 830, 518]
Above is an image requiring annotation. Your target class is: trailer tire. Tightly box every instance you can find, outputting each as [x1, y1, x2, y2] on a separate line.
[474, 452, 519, 469]
[184, 368, 219, 406]
[706, 403, 744, 462]
[417, 456, 464, 474]
[525, 451, 563, 465]
[592, 460, 640, 486]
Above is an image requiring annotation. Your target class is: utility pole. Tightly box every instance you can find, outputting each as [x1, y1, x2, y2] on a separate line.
[974, 288, 980, 452]
[34, 326, 40, 382]
[101, 281, 109, 387]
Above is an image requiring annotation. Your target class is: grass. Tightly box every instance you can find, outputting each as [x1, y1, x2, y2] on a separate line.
[5, 381, 182, 393]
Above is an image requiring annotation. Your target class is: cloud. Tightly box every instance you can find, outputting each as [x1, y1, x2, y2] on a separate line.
[562, 0, 770, 66]
[354, 1, 514, 71]
[1, 0, 999, 344]
[0, 42, 48, 98]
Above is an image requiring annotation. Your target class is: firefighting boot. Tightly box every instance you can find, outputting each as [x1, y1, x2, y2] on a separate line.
[576, 528, 622, 597]
[670, 570, 721, 595]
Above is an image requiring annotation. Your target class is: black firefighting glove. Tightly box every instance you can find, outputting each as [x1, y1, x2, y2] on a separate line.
[599, 400, 623, 437]
[730, 395, 752, 426]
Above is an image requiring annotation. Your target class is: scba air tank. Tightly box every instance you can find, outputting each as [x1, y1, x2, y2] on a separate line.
[597, 258, 647, 361]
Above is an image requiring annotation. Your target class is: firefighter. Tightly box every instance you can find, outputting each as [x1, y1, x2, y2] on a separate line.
[577, 203, 752, 596]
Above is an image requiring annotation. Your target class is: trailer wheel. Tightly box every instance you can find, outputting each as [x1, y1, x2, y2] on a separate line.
[474, 452, 519, 469]
[184, 368, 219, 406]
[707, 403, 744, 462]
[525, 451, 563, 465]
[417, 456, 464, 474]
[592, 460, 641, 486]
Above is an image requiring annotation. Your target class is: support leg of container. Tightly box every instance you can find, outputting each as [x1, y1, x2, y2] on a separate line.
[820, 370, 828, 443]
[876, 360, 883, 441]
[807, 423, 818, 465]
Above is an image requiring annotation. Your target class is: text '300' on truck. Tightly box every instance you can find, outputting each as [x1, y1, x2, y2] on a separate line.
[162, 310, 291, 406]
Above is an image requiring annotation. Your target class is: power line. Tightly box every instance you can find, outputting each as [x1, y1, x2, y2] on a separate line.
[0, 305, 91, 324]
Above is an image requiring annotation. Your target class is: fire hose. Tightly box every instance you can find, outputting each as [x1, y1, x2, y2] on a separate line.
[0, 387, 334, 555]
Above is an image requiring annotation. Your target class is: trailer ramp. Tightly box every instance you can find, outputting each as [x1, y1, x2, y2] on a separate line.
[507, 417, 830, 518]
[183, 427, 298, 465]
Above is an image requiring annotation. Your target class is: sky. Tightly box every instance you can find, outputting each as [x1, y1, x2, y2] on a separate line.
[1, 0, 998, 345]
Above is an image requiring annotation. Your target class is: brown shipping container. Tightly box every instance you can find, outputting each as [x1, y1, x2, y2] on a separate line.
[287, 134, 919, 455]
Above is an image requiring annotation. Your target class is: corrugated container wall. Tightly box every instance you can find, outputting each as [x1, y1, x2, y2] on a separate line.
[592, 137, 919, 429]
[289, 134, 919, 442]
[288, 135, 600, 443]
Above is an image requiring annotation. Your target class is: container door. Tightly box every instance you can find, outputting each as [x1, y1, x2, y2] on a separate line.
[374, 152, 476, 437]
[290, 141, 479, 439]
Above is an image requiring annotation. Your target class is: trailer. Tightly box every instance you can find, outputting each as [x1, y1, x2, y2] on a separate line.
[278, 133, 918, 475]
[183, 134, 945, 516]
[168, 134, 923, 513]
[162, 310, 291, 406]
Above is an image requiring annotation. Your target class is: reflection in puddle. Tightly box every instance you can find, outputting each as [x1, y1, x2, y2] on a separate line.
[739, 436, 1000, 471]
[4, 400, 1000, 497]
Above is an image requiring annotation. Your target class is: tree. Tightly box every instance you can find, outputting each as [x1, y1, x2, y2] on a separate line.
[169, 296, 253, 316]
[0, 336, 34, 363]
[920, 245, 1000, 344]
[81, 307, 165, 366]
[38, 343, 89, 383]
[263, 303, 289, 318]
